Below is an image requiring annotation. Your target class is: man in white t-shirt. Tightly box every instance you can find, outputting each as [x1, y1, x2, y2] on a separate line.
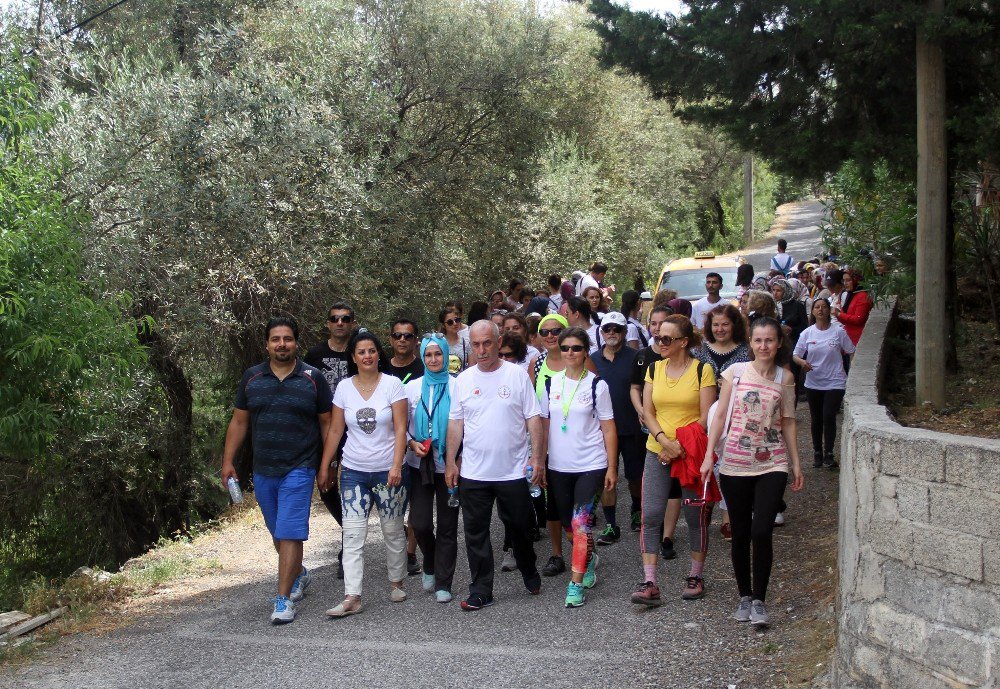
[446, 320, 544, 610]
[575, 262, 606, 296]
[770, 238, 794, 276]
[691, 272, 724, 331]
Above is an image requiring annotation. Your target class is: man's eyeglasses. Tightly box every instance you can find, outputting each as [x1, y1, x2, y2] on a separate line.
[391, 332, 416, 341]
[499, 350, 516, 358]
[601, 324, 624, 334]
[559, 344, 586, 353]
[328, 315, 353, 324]
[444, 318, 462, 327]
[539, 327, 563, 337]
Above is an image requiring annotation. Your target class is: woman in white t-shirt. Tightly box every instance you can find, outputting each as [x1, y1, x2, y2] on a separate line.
[320, 330, 409, 617]
[792, 298, 856, 469]
[540, 327, 617, 608]
[439, 306, 471, 373]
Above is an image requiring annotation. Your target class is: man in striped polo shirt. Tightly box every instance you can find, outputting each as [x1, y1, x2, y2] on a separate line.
[221, 317, 332, 624]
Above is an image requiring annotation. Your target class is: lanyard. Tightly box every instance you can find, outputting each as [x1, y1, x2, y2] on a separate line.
[559, 371, 587, 433]
[419, 384, 446, 435]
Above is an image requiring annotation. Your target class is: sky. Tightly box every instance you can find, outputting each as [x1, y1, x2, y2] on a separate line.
[621, 0, 685, 16]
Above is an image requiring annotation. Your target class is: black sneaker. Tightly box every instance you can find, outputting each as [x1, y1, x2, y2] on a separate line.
[630, 510, 642, 532]
[460, 593, 494, 611]
[596, 524, 621, 545]
[522, 570, 542, 595]
[660, 537, 677, 560]
[813, 452, 823, 468]
[407, 553, 421, 576]
[542, 555, 566, 576]
[337, 549, 344, 580]
[824, 453, 839, 470]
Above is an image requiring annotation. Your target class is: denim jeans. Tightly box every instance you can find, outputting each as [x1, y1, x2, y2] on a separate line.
[340, 466, 409, 597]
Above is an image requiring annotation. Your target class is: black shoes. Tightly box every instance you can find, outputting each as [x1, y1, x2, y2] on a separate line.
[542, 555, 566, 576]
[407, 552, 421, 576]
[660, 537, 677, 560]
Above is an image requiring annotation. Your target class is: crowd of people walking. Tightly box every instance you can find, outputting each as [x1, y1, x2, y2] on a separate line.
[219, 243, 872, 628]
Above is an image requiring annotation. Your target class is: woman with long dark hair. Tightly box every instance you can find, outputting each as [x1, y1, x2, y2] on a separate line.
[321, 329, 410, 617]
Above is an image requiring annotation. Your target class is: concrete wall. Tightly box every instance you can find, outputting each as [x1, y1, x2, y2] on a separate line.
[831, 302, 1000, 688]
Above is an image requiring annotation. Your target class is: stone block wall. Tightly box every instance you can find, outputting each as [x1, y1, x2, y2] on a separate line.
[831, 303, 1000, 689]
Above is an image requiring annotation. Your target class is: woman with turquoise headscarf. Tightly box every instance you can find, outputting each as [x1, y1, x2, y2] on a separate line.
[405, 333, 460, 603]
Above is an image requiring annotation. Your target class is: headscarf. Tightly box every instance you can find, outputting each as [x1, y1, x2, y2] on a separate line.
[751, 272, 770, 292]
[525, 295, 551, 316]
[786, 277, 808, 303]
[667, 298, 692, 318]
[769, 277, 792, 318]
[559, 281, 575, 302]
[414, 334, 451, 466]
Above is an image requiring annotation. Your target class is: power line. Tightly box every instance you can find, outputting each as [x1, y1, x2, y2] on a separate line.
[2, 0, 133, 71]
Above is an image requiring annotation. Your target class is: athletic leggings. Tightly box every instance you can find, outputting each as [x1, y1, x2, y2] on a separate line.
[548, 468, 605, 573]
[805, 387, 846, 457]
[639, 451, 713, 556]
[719, 471, 787, 601]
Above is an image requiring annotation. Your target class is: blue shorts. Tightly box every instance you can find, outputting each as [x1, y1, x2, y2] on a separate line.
[254, 466, 316, 541]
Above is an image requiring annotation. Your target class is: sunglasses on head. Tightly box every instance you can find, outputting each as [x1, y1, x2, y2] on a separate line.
[539, 327, 563, 337]
[391, 332, 415, 341]
[444, 318, 462, 327]
[328, 314, 353, 324]
[559, 344, 586, 353]
[422, 332, 445, 340]
[601, 324, 624, 334]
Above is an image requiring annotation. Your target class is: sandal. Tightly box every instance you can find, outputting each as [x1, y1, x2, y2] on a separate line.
[326, 597, 363, 617]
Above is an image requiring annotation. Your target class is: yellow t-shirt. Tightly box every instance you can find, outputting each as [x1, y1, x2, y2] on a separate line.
[644, 358, 717, 452]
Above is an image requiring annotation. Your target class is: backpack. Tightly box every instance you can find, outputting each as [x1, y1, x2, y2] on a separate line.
[629, 318, 650, 348]
[544, 373, 602, 419]
[648, 358, 706, 386]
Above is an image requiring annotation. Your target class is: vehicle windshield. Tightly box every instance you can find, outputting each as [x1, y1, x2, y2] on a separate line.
[659, 267, 741, 301]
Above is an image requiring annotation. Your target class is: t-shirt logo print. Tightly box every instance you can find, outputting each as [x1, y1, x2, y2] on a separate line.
[497, 385, 512, 400]
[357, 407, 377, 434]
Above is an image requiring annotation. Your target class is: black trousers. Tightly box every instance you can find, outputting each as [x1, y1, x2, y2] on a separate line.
[460, 477, 538, 597]
[410, 472, 459, 591]
[319, 437, 347, 526]
[720, 471, 787, 601]
[805, 387, 846, 457]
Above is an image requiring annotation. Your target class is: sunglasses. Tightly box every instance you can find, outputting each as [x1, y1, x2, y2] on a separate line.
[559, 344, 586, 353]
[391, 332, 415, 340]
[422, 332, 445, 340]
[499, 350, 516, 358]
[654, 335, 682, 345]
[601, 324, 624, 334]
[328, 315, 353, 324]
[539, 327, 563, 337]
[444, 318, 462, 327]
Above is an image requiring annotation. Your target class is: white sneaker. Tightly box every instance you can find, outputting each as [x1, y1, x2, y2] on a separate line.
[289, 567, 311, 602]
[390, 586, 407, 602]
[500, 548, 516, 572]
[422, 573, 435, 592]
[773, 512, 785, 526]
[271, 595, 296, 624]
[435, 589, 453, 603]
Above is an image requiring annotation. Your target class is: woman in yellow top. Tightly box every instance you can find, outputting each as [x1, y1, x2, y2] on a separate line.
[631, 315, 717, 606]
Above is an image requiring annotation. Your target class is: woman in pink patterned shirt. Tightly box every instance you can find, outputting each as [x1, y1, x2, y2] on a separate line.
[701, 317, 804, 628]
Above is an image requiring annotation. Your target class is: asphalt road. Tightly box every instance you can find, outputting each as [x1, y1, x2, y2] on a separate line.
[732, 199, 827, 274]
[4, 201, 829, 689]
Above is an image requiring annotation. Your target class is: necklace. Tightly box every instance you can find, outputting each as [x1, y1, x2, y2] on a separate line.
[559, 370, 587, 433]
[662, 357, 688, 388]
[355, 374, 380, 394]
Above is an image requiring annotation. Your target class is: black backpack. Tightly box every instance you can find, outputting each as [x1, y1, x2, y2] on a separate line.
[544, 373, 602, 418]
[648, 358, 706, 386]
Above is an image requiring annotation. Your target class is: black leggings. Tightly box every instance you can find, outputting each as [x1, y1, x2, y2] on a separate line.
[805, 387, 846, 457]
[719, 472, 787, 601]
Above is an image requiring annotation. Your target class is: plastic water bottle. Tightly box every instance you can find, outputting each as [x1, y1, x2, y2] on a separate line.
[226, 476, 244, 504]
[525, 466, 542, 498]
[447, 487, 460, 508]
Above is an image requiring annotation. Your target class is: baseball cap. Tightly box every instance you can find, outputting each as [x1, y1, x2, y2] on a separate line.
[639, 291, 652, 301]
[601, 311, 627, 327]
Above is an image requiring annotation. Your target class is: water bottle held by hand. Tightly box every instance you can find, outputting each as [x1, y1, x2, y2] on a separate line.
[526, 466, 542, 498]
[447, 486, 460, 508]
[227, 476, 243, 504]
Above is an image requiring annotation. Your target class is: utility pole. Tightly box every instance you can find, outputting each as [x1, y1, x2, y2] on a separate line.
[915, 0, 947, 407]
[743, 156, 753, 244]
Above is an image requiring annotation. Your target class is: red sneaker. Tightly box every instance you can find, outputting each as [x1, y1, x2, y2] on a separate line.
[720, 522, 733, 541]
[630, 581, 662, 606]
[682, 576, 705, 600]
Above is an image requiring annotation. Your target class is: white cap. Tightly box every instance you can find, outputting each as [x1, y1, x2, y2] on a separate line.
[572, 270, 585, 279]
[601, 311, 627, 327]
[639, 291, 652, 301]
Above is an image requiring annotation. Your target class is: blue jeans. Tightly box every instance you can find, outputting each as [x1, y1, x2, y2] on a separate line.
[340, 466, 409, 597]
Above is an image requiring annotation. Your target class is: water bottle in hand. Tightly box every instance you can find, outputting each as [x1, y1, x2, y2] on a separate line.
[227, 476, 243, 504]
[525, 466, 542, 498]
[447, 487, 460, 508]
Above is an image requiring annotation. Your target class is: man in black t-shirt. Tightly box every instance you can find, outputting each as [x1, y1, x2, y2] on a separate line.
[386, 318, 424, 383]
[303, 301, 356, 577]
